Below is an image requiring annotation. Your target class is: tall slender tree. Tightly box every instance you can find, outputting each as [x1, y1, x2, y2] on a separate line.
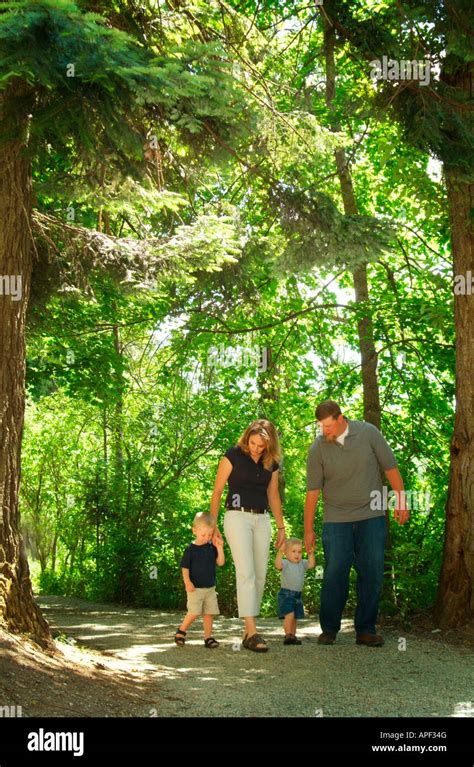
[323, 17, 381, 429]
[322, 0, 473, 627]
[0, 0, 244, 639]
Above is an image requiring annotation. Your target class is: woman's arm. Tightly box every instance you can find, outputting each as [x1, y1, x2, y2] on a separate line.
[267, 470, 286, 548]
[210, 457, 233, 544]
[210, 457, 233, 522]
[215, 541, 225, 566]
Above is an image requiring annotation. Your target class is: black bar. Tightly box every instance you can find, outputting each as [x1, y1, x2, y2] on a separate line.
[0, 717, 472, 763]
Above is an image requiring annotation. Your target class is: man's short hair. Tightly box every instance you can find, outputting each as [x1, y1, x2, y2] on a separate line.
[315, 400, 342, 421]
[192, 512, 215, 528]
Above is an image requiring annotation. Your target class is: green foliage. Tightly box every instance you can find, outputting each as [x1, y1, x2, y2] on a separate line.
[0, 0, 248, 172]
[320, 0, 474, 175]
[14, 0, 456, 622]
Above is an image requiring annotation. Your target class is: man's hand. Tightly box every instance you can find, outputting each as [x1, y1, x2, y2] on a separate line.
[304, 529, 316, 554]
[212, 526, 223, 546]
[185, 582, 196, 593]
[385, 470, 409, 525]
[304, 490, 319, 553]
[393, 504, 410, 525]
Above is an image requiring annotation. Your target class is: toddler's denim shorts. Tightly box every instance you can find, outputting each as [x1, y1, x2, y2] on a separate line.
[278, 587, 304, 619]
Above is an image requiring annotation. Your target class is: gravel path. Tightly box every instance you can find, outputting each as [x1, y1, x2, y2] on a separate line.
[37, 596, 474, 718]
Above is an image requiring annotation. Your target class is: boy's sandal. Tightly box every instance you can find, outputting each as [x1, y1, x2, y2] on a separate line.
[204, 636, 219, 648]
[242, 633, 268, 653]
[284, 634, 302, 645]
[174, 629, 186, 646]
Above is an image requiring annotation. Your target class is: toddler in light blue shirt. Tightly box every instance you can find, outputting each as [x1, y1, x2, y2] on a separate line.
[275, 537, 315, 645]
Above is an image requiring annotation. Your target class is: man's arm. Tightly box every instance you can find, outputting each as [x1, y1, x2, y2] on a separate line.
[368, 425, 409, 526]
[385, 467, 410, 525]
[305, 441, 323, 553]
[304, 489, 320, 553]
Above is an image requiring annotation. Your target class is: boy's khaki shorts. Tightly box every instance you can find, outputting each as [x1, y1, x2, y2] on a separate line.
[186, 586, 220, 616]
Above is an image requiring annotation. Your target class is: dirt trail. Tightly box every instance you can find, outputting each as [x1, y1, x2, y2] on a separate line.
[2, 595, 462, 718]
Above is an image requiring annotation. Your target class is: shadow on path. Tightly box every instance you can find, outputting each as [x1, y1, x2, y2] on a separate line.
[33, 595, 474, 718]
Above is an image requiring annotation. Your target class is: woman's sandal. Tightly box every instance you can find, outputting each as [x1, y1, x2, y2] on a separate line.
[204, 636, 219, 649]
[242, 633, 268, 653]
[284, 634, 302, 645]
[174, 629, 186, 646]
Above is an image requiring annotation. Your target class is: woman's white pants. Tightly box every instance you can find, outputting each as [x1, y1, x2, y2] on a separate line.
[224, 509, 272, 617]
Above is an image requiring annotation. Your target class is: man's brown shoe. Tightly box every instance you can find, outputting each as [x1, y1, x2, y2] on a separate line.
[318, 632, 337, 645]
[356, 633, 384, 647]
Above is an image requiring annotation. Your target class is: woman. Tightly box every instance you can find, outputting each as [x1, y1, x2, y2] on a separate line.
[210, 419, 285, 652]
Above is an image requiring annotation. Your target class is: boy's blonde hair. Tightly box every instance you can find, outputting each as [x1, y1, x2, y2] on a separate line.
[192, 512, 215, 529]
[285, 537, 302, 552]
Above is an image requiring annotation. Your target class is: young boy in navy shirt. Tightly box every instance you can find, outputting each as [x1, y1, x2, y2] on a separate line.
[175, 512, 225, 648]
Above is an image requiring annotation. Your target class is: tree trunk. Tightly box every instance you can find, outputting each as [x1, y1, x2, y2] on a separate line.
[322, 0, 473, 627]
[257, 345, 286, 502]
[112, 323, 124, 470]
[323, 19, 397, 608]
[434, 175, 474, 626]
[0, 83, 51, 643]
[323, 20, 381, 429]
[434, 53, 474, 627]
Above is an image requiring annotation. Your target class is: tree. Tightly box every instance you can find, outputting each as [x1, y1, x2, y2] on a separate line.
[323, 17, 381, 428]
[320, 0, 473, 627]
[0, 0, 244, 639]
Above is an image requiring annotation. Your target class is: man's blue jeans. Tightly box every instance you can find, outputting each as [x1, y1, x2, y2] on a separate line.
[320, 515, 387, 635]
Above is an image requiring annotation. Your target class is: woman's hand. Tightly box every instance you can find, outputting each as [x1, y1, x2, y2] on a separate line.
[212, 526, 224, 546]
[275, 528, 286, 550]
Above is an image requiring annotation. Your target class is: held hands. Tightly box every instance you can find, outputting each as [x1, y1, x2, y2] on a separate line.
[275, 528, 286, 550]
[304, 530, 316, 554]
[212, 526, 224, 546]
[275, 540, 285, 556]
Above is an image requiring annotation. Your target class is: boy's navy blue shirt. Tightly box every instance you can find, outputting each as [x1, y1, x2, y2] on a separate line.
[180, 542, 218, 587]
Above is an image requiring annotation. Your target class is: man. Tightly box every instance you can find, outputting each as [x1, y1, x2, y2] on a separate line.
[304, 400, 409, 647]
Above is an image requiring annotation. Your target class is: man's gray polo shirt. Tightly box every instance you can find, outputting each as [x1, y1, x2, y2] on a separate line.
[306, 419, 397, 523]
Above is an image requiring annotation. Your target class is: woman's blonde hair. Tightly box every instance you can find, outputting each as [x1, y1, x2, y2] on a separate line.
[237, 419, 281, 471]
